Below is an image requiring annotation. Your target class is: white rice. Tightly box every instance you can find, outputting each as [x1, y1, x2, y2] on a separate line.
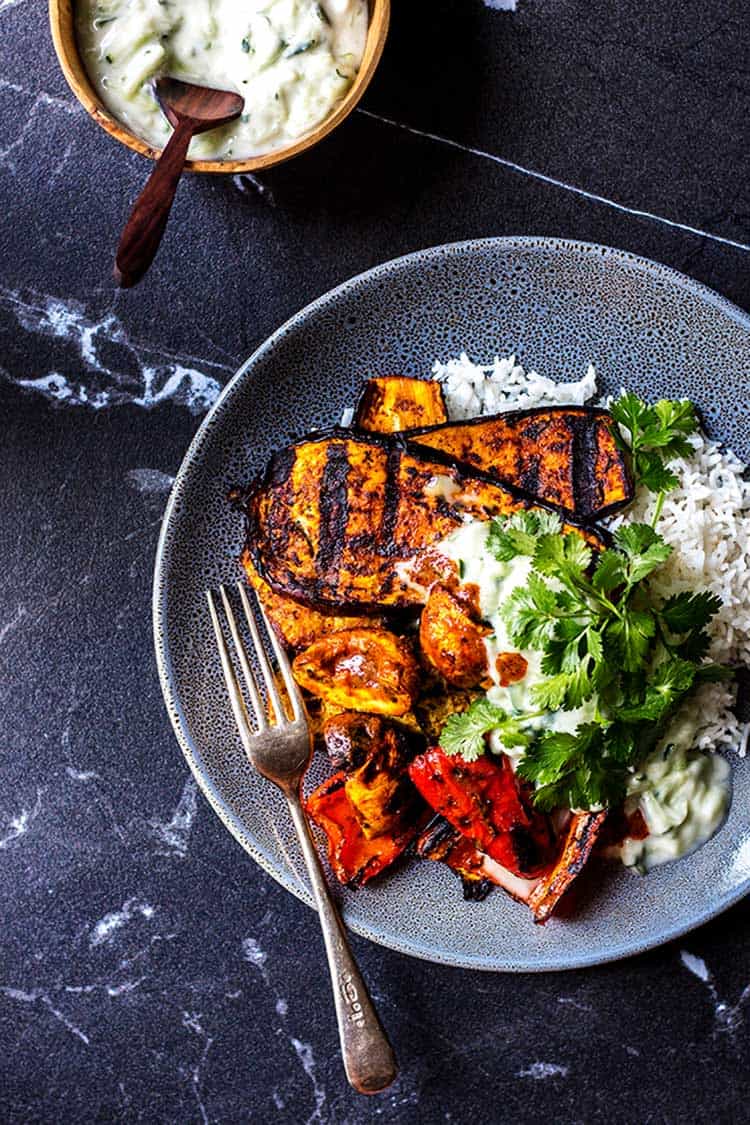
[430, 353, 750, 758]
[431, 352, 597, 418]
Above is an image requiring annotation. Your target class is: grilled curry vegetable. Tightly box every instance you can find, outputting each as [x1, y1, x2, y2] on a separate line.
[322, 712, 424, 838]
[292, 628, 420, 716]
[241, 550, 378, 651]
[528, 810, 607, 923]
[407, 406, 633, 519]
[408, 747, 554, 878]
[416, 815, 494, 901]
[419, 583, 490, 688]
[414, 686, 482, 742]
[244, 430, 607, 610]
[305, 772, 418, 886]
[354, 376, 448, 433]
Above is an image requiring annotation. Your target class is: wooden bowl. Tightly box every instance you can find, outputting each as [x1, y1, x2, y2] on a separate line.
[49, 0, 390, 173]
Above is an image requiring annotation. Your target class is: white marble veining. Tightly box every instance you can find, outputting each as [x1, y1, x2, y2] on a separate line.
[0, 787, 44, 850]
[0, 986, 91, 1046]
[233, 173, 277, 206]
[1, 284, 229, 413]
[356, 110, 750, 255]
[290, 1038, 327, 1124]
[90, 898, 157, 947]
[181, 1010, 214, 1125]
[680, 948, 750, 1035]
[0, 604, 26, 645]
[518, 1061, 570, 1080]
[241, 936, 269, 980]
[150, 776, 199, 857]
[126, 468, 176, 496]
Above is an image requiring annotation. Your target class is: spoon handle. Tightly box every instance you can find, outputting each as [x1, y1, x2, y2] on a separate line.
[114, 117, 195, 288]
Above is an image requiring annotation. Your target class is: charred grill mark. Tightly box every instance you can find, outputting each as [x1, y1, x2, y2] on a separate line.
[519, 459, 540, 497]
[416, 814, 460, 857]
[317, 442, 351, 578]
[462, 877, 493, 901]
[267, 446, 296, 488]
[570, 414, 598, 517]
[380, 446, 403, 547]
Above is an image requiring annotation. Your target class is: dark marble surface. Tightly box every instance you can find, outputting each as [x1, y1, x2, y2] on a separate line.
[2, 2, 750, 1122]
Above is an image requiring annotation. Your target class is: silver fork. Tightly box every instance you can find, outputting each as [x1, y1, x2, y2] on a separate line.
[206, 582, 398, 1096]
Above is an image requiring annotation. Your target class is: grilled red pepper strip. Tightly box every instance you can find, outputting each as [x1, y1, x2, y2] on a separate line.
[408, 747, 553, 878]
[305, 772, 417, 887]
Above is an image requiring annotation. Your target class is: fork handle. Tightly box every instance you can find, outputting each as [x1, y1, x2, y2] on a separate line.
[286, 791, 398, 1095]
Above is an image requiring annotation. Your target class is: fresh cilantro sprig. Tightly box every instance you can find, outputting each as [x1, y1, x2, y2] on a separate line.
[439, 699, 534, 762]
[439, 511, 729, 810]
[498, 520, 684, 711]
[610, 391, 699, 496]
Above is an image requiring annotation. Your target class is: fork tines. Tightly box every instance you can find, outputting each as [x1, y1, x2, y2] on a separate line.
[206, 583, 303, 746]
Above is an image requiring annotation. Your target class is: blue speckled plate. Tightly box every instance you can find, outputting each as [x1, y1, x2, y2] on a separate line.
[153, 237, 750, 971]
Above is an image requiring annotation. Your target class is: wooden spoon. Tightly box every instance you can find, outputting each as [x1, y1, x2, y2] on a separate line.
[114, 77, 244, 288]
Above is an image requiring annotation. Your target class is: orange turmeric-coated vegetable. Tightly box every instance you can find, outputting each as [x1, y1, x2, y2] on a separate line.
[292, 628, 420, 715]
[355, 376, 448, 433]
[419, 584, 490, 688]
[305, 773, 416, 886]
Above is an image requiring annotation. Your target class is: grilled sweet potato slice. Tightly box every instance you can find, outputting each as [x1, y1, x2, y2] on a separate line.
[355, 376, 448, 433]
[292, 628, 420, 716]
[323, 712, 424, 838]
[244, 431, 607, 611]
[241, 550, 377, 651]
[419, 584, 491, 688]
[305, 773, 416, 886]
[408, 748, 554, 878]
[528, 810, 607, 923]
[407, 407, 633, 519]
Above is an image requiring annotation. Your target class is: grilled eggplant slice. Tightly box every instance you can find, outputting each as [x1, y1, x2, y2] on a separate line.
[419, 584, 491, 688]
[305, 772, 417, 886]
[292, 628, 420, 716]
[355, 376, 448, 433]
[528, 810, 607, 923]
[241, 549, 378, 651]
[322, 712, 424, 838]
[408, 747, 554, 878]
[244, 430, 607, 611]
[407, 406, 633, 519]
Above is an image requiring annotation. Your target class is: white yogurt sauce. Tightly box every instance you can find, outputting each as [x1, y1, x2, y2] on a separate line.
[76, 0, 368, 159]
[437, 518, 731, 866]
[438, 519, 595, 738]
[617, 741, 730, 872]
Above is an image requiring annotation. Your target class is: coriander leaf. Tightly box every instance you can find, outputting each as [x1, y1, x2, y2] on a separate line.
[659, 590, 723, 634]
[609, 392, 699, 498]
[637, 450, 680, 494]
[439, 698, 531, 762]
[487, 511, 562, 562]
[693, 662, 735, 684]
[613, 523, 673, 583]
[533, 531, 592, 585]
[518, 724, 628, 811]
[617, 656, 697, 722]
[610, 391, 654, 440]
[501, 572, 564, 649]
[606, 608, 656, 673]
[531, 674, 571, 712]
[592, 548, 627, 593]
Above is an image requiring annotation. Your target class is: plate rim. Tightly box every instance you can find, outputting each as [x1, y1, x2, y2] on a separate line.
[153, 234, 750, 972]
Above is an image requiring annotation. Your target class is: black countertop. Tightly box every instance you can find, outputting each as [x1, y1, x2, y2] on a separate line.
[2, 2, 750, 1122]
